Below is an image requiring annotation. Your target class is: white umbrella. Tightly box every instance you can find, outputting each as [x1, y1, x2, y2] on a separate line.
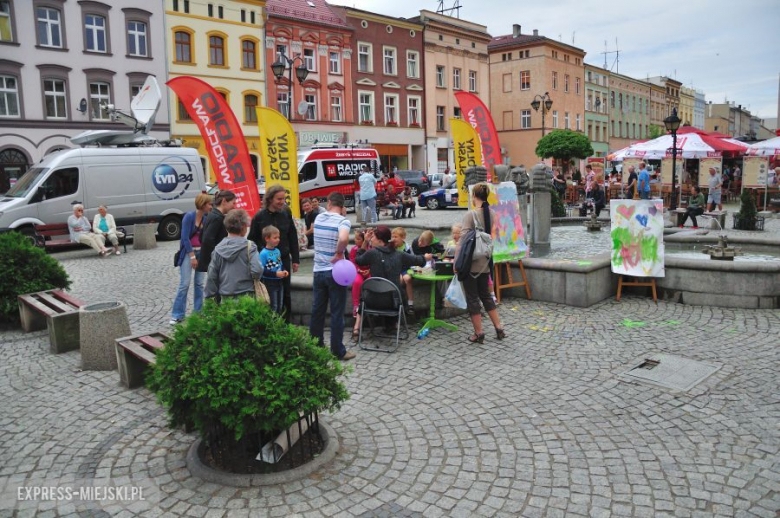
[748, 136, 780, 157]
[623, 133, 716, 160]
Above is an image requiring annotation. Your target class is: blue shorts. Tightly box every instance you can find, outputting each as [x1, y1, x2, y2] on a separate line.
[707, 191, 721, 204]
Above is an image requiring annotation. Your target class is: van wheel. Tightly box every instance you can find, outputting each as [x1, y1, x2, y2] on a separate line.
[17, 225, 38, 247]
[158, 216, 182, 241]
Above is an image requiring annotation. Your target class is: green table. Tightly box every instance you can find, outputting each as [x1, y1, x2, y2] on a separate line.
[409, 271, 458, 335]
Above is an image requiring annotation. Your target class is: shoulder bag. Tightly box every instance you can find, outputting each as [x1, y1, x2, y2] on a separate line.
[247, 241, 270, 304]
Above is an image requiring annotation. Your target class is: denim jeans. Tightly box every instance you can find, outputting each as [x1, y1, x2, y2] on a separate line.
[310, 270, 348, 359]
[172, 249, 204, 320]
[640, 190, 650, 200]
[265, 281, 284, 314]
[360, 197, 377, 223]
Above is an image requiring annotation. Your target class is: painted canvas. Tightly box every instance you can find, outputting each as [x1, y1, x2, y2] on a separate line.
[470, 182, 527, 262]
[610, 199, 665, 277]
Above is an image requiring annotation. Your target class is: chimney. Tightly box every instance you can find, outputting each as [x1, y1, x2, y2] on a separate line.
[533, 29, 538, 36]
[512, 24, 521, 38]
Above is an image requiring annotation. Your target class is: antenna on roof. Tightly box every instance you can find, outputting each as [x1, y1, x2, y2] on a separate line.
[71, 76, 162, 146]
[600, 38, 620, 74]
[436, 0, 461, 18]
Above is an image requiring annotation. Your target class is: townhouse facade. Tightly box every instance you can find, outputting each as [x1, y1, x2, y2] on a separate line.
[584, 64, 609, 157]
[693, 90, 706, 130]
[647, 75, 681, 118]
[0, 0, 168, 190]
[410, 10, 491, 176]
[331, 6, 425, 171]
[608, 72, 650, 151]
[679, 86, 695, 127]
[488, 25, 586, 168]
[166, 0, 267, 182]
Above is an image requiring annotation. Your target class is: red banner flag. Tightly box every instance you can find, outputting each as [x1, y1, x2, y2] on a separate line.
[455, 92, 502, 182]
[167, 76, 261, 216]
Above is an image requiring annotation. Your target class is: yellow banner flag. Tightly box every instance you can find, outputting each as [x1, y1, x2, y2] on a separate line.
[451, 118, 482, 207]
[257, 107, 300, 219]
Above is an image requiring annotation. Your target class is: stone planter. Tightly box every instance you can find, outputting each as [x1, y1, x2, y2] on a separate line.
[133, 223, 157, 250]
[80, 301, 131, 371]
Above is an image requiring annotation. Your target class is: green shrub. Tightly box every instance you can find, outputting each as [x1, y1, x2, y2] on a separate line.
[0, 231, 70, 324]
[147, 297, 349, 443]
[736, 191, 758, 230]
[550, 188, 567, 218]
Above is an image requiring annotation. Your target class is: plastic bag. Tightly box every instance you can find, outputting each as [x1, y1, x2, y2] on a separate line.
[444, 278, 467, 310]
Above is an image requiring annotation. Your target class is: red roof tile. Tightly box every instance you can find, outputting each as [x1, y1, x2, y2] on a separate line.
[266, 0, 349, 29]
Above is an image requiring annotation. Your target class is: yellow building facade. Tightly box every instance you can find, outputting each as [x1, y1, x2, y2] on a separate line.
[166, 0, 267, 182]
[679, 86, 696, 128]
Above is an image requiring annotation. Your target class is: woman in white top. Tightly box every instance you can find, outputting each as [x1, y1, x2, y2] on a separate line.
[92, 205, 121, 255]
[68, 204, 110, 256]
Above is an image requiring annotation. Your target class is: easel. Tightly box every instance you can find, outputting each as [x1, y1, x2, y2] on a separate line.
[493, 261, 531, 303]
[616, 275, 657, 303]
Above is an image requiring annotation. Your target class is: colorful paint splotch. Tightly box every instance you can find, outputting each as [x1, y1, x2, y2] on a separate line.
[610, 199, 665, 277]
[470, 182, 527, 263]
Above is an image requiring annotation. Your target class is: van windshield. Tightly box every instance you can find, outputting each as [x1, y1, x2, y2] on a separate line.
[5, 167, 49, 197]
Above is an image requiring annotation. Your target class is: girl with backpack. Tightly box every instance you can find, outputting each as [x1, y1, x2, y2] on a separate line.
[454, 182, 506, 344]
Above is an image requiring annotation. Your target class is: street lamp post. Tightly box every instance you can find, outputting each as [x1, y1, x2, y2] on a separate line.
[531, 92, 554, 137]
[664, 107, 682, 210]
[271, 49, 310, 120]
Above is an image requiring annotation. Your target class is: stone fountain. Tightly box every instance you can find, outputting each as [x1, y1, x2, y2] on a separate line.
[584, 211, 604, 231]
[702, 235, 743, 260]
[529, 163, 553, 254]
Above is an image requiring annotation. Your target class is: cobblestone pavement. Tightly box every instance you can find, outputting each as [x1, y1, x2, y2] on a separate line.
[1, 243, 779, 517]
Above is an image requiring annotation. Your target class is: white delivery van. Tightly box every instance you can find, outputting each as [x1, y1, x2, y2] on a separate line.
[0, 146, 206, 240]
[297, 145, 380, 209]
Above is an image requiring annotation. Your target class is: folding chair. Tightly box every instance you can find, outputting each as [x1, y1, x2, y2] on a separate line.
[357, 277, 408, 353]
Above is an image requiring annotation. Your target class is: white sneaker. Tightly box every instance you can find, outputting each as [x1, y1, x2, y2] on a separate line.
[169, 318, 182, 325]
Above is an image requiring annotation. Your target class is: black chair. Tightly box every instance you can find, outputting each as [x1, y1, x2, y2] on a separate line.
[357, 277, 408, 353]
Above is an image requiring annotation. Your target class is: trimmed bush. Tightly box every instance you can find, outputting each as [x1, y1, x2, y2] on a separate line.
[0, 231, 70, 325]
[735, 191, 758, 230]
[147, 297, 349, 444]
[550, 188, 567, 218]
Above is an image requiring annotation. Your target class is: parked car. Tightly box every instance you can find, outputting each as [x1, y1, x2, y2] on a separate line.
[428, 173, 443, 188]
[418, 188, 460, 210]
[395, 170, 430, 196]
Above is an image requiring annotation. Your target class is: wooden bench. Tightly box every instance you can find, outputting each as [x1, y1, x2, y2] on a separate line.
[34, 223, 127, 253]
[115, 331, 170, 388]
[18, 290, 85, 353]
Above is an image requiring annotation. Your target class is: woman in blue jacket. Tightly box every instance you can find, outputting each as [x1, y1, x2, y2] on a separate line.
[170, 193, 212, 324]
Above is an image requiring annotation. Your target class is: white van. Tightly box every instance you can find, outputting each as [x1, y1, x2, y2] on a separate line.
[0, 146, 206, 240]
[297, 146, 380, 208]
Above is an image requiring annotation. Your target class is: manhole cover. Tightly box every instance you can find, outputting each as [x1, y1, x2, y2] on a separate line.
[621, 353, 721, 392]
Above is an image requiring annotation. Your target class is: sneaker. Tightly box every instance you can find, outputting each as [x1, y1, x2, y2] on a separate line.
[678, 225, 684, 228]
[405, 306, 415, 316]
[692, 226, 699, 229]
[169, 318, 183, 325]
[115, 250, 121, 255]
[341, 351, 356, 361]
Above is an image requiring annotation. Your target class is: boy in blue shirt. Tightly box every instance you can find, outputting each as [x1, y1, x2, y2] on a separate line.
[258, 225, 289, 314]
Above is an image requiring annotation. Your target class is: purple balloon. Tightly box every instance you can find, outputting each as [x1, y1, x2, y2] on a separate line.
[333, 259, 357, 286]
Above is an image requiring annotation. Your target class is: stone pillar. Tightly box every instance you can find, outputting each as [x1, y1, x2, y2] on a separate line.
[133, 223, 157, 250]
[530, 164, 552, 254]
[80, 301, 131, 371]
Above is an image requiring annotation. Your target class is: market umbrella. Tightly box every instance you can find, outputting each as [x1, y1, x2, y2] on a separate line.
[677, 127, 750, 156]
[748, 136, 780, 157]
[622, 132, 716, 159]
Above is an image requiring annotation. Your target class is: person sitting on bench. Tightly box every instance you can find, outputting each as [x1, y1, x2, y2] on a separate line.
[68, 204, 110, 256]
[679, 186, 705, 229]
[92, 205, 122, 255]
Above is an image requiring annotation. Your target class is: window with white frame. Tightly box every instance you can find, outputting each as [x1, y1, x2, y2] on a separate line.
[357, 42, 371, 72]
[576, 113, 581, 131]
[552, 110, 558, 128]
[127, 21, 147, 56]
[304, 94, 317, 120]
[384, 94, 398, 124]
[330, 95, 342, 122]
[85, 14, 106, 52]
[358, 91, 374, 123]
[552, 71, 558, 90]
[406, 50, 419, 78]
[468, 70, 477, 92]
[303, 48, 315, 71]
[277, 91, 289, 118]
[575, 77, 581, 95]
[436, 106, 445, 131]
[521, 109, 531, 129]
[564, 111, 570, 129]
[520, 70, 530, 90]
[329, 51, 340, 74]
[0, 75, 19, 117]
[0, 1, 14, 42]
[89, 82, 111, 120]
[407, 96, 420, 125]
[453, 68, 461, 90]
[564, 74, 569, 93]
[275, 44, 289, 66]
[436, 65, 445, 87]
[37, 7, 62, 47]
[383, 46, 396, 75]
[44, 78, 67, 119]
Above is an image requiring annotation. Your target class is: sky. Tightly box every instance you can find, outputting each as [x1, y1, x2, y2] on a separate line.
[348, 0, 780, 122]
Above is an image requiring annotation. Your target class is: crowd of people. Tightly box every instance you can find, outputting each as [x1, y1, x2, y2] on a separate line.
[169, 181, 507, 361]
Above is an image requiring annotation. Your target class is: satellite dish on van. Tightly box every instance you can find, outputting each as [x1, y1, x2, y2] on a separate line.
[297, 101, 309, 116]
[70, 76, 162, 146]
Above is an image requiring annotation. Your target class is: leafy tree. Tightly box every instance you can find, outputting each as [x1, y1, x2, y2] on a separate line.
[647, 125, 665, 139]
[535, 130, 594, 176]
[0, 232, 70, 324]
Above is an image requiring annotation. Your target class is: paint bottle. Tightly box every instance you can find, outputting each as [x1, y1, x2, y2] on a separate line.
[417, 328, 429, 340]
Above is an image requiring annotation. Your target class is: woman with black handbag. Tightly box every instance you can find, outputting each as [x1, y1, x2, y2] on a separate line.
[170, 193, 212, 325]
[454, 183, 506, 344]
